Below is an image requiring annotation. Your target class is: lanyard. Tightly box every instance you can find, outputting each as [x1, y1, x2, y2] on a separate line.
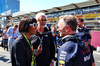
[38, 34, 44, 44]
[22, 33, 34, 66]
[38, 37, 43, 50]
[39, 37, 43, 45]
[22, 33, 32, 48]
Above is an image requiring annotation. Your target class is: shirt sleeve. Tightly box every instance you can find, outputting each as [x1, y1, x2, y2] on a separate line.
[89, 44, 95, 63]
[2, 31, 5, 35]
[30, 35, 40, 49]
[7, 27, 13, 37]
[91, 54, 95, 63]
[86, 29, 91, 39]
[58, 42, 78, 66]
[49, 32, 55, 59]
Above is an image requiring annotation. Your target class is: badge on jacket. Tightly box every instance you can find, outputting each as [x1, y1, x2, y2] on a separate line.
[44, 35, 48, 37]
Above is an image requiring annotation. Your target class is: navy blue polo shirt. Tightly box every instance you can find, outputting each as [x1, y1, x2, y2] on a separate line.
[58, 34, 94, 66]
[76, 27, 91, 42]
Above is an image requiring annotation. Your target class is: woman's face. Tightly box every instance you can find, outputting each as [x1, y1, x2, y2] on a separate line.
[29, 23, 38, 35]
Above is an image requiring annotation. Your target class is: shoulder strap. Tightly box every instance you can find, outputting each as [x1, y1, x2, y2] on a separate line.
[67, 36, 90, 52]
[67, 36, 93, 66]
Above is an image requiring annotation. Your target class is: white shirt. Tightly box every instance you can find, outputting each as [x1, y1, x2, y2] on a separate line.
[7, 27, 19, 42]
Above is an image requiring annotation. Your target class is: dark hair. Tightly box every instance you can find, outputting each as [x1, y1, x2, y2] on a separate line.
[15, 25, 18, 28]
[6, 25, 10, 29]
[14, 23, 18, 28]
[77, 18, 84, 22]
[19, 17, 37, 33]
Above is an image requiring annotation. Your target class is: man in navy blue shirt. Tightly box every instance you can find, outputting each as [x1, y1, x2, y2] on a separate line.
[57, 15, 95, 66]
[76, 18, 91, 44]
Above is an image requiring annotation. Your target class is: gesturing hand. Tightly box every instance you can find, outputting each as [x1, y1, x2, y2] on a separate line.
[34, 46, 42, 58]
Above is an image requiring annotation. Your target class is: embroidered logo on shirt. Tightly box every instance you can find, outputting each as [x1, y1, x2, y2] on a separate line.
[59, 51, 67, 60]
[44, 35, 48, 37]
[84, 54, 91, 61]
[59, 60, 65, 64]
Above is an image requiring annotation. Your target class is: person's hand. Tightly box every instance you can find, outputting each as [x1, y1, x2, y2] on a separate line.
[14, 37, 18, 39]
[10, 36, 13, 39]
[92, 62, 95, 66]
[34, 46, 42, 58]
[50, 59, 54, 66]
[2, 35, 6, 38]
[37, 46, 42, 53]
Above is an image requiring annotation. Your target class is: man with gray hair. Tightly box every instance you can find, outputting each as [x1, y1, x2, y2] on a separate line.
[31, 13, 55, 66]
[57, 15, 94, 66]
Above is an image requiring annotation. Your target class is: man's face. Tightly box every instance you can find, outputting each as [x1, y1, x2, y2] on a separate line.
[57, 19, 66, 37]
[77, 20, 83, 27]
[51, 27, 55, 32]
[37, 15, 46, 28]
[14, 26, 18, 30]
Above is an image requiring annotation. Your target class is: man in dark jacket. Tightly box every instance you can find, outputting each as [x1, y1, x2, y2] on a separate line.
[31, 13, 55, 66]
[57, 15, 95, 66]
[76, 18, 91, 44]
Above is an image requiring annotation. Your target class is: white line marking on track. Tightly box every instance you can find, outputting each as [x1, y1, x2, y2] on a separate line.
[0, 50, 3, 51]
[0, 49, 8, 52]
[97, 60, 100, 63]
[93, 51, 100, 55]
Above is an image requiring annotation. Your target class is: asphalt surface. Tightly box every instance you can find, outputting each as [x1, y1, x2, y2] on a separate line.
[0, 46, 100, 66]
[0, 47, 11, 66]
[93, 51, 100, 66]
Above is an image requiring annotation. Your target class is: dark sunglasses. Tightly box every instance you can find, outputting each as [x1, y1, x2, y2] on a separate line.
[38, 19, 46, 21]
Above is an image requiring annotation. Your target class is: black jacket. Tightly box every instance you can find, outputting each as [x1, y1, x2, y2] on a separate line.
[11, 35, 32, 66]
[31, 27, 55, 66]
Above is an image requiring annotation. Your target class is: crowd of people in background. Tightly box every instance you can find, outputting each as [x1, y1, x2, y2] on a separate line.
[0, 13, 95, 66]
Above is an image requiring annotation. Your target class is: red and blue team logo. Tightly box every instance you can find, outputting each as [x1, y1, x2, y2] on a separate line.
[53, 33, 56, 37]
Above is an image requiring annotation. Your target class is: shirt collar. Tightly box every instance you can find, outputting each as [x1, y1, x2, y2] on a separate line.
[61, 34, 76, 43]
[62, 34, 75, 40]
